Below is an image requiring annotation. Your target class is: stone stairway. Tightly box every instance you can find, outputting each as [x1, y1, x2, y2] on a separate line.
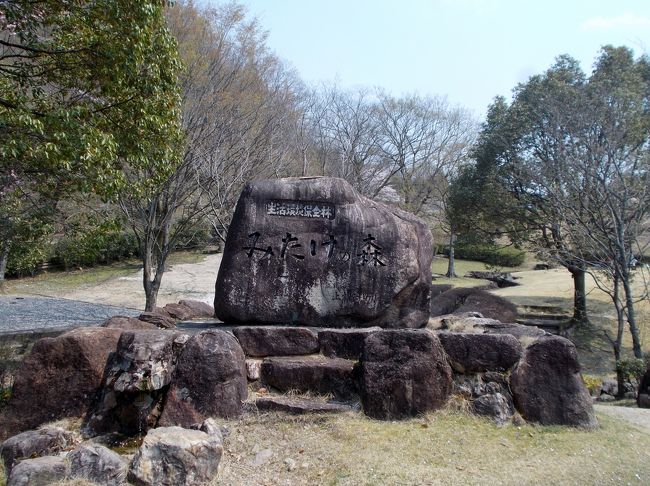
[230, 325, 375, 414]
[516, 305, 572, 334]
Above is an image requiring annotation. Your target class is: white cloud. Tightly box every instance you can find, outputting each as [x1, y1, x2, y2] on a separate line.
[582, 12, 650, 30]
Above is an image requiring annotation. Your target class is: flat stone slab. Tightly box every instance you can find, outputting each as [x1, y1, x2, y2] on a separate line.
[255, 396, 353, 414]
[318, 327, 381, 359]
[0, 296, 139, 334]
[260, 356, 356, 399]
[437, 332, 523, 373]
[232, 326, 319, 357]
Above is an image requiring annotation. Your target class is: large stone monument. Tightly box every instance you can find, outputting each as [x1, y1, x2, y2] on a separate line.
[214, 177, 433, 328]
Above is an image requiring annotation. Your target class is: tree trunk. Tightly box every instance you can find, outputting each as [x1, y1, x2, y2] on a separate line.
[446, 231, 457, 278]
[143, 250, 157, 312]
[568, 266, 588, 324]
[622, 275, 644, 359]
[612, 277, 626, 398]
[0, 241, 9, 289]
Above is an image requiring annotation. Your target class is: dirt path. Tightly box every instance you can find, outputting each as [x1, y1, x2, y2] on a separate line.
[56, 254, 222, 310]
[595, 404, 650, 432]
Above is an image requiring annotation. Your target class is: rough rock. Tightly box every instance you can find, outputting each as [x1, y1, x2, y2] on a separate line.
[510, 336, 598, 428]
[260, 356, 356, 400]
[430, 287, 518, 323]
[1, 427, 75, 474]
[255, 396, 353, 414]
[67, 443, 128, 486]
[103, 316, 158, 331]
[473, 393, 515, 425]
[318, 327, 381, 359]
[158, 330, 247, 427]
[0, 327, 122, 439]
[639, 394, 650, 408]
[7, 455, 68, 486]
[232, 326, 319, 357]
[127, 426, 222, 486]
[178, 300, 215, 319]
[85, 330, 190, 436]
[214, 177, 433, 328]
[600, 379, 618, 397]
[428, 312, 547, 340]
[359, 330, 452, 420]
[138, 312, 177, 329]
[453, 373, 515, 425]
[437, 332, 523, 373]
[465, 271, 519, 288]
[246, 359, 262, 381]
[162, 303, 194, 321]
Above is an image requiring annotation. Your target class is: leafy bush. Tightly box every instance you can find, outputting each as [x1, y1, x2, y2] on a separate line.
[616, 358, 647, 385]
[53, 219, 139, 270]
[6, 223, 53, 277]
[582, 374, 603, 396]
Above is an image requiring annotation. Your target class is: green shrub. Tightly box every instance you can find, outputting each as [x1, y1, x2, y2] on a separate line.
[616, 358, 647, 384]
[6, 224, 53, 277]
[53, 219, 139, 270]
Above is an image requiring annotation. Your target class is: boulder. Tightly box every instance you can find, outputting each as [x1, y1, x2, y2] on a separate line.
[473, 393, 514, 426]
[7, 455, 68, 486]
[428, 312, 547, 340]
[157, 330, 247, 427]
[67, 443, 128, 486]
[127, 426, 222, 486]
[85, 330, 190, 436]
[359, 330, 452, 420]
[138, 312, 177, 329]
[214, 177, 433, 328]
[318, 327, 381, 359]
[246, 359, 262, 381]
[465, 271, 519, 288]
[1, 427, 75, 474]
[255, 396, 353, 414]
[0, 327, 122, 439]
[232, 326, 319, 357]
[260, 356, 356, 400]
[178, 300, 214, 319]
[437, 332, 523, 373]
[430, 287, 518, 323]
[453, 373, 515, 425]
[103, 316, 158, 331]
[163, 303, 194, 321]
[510, 336, 598, 428]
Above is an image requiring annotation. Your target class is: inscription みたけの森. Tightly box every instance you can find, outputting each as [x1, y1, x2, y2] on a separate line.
[214, 177, 433, 328]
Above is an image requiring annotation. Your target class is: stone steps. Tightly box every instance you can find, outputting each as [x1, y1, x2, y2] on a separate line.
[253, 396, 354, 414]
[259, 356, 357, 400]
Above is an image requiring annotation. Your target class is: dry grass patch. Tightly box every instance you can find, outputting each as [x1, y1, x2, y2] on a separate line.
[217, 410, 650, 486]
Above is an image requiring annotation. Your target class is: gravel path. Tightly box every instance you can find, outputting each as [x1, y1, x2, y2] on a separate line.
[57, 253, 222, 310]
[0, 295, 139, 334]
[595, 404, 650, 432]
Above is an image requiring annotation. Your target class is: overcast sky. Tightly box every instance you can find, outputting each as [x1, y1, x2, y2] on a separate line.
[215, 0, 650, 119]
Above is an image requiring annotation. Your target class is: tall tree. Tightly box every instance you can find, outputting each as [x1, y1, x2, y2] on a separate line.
[0, 0, 184, 291]
[458, 47, 649, 378]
